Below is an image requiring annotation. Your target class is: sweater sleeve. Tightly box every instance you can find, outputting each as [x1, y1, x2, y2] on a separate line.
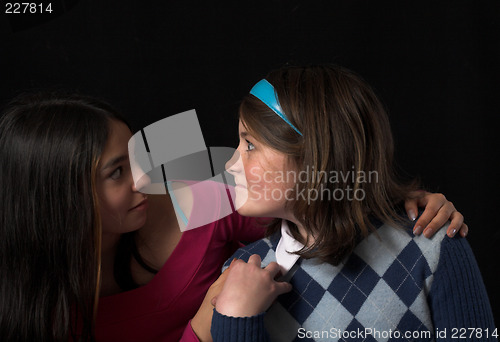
[211, 309, 268, 342]
[429, 236, 498, 341]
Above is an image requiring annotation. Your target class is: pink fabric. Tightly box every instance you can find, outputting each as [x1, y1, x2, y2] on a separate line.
[95, 181, 265, 342]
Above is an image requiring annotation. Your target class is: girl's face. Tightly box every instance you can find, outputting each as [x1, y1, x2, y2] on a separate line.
[227, 120, 295, 220]
[97, 120, 149, 235]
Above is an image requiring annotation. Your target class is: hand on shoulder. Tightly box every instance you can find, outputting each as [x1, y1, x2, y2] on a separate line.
[213, 255, 292, 318]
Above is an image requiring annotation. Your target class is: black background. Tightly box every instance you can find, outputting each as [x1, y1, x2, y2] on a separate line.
[1, 0, 499, 327]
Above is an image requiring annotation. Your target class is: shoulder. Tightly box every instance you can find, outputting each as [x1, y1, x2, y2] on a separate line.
[347, 220, 450, 310]
[354, 219, 449, 274]
[432, 230, 483, 282]
[427, 230, 497, 335]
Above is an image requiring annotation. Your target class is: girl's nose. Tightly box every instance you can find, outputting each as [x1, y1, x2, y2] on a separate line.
[132, 170, 151, 192]
[226, 150, 242, 174]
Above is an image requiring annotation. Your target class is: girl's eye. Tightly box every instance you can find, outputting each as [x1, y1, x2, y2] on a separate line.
[246, 140, 255, 152]
[110, 167, 123, 180]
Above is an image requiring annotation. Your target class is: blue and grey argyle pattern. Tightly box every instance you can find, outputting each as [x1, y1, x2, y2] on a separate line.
[223, 222, 448, 342]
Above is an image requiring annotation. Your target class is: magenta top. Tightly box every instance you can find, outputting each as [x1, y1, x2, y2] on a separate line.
[95, 181, 265, 341]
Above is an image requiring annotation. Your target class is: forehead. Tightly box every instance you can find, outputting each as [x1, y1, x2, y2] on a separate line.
[238, 120, 255, 138]
[100, 120, 132, 160]
[238, 120, 246, 132]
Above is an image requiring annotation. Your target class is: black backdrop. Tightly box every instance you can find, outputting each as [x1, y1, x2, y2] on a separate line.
[1, 0, 499, 327]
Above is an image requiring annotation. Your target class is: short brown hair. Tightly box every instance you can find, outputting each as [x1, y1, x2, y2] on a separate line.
[240, 64, 418, 265]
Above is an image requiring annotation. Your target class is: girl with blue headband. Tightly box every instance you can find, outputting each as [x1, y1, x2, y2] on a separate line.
[211, 65, 496, 341]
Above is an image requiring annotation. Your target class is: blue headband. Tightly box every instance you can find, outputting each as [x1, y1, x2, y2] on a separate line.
[249, 79, 303, 136]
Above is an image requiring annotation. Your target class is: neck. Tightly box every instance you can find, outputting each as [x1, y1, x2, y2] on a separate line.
[283, 214, 315, 246]
[98, 232, 122, 296]
[101, 232, 121, 258]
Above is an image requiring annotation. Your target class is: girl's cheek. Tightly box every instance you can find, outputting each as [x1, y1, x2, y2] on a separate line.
[245, 165, 263, 186]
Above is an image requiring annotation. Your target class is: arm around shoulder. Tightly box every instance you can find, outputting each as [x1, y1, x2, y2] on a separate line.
[429, 236, 497, 341]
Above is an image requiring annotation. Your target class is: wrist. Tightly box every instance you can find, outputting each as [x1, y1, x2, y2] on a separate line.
[191, 309, 213, 342]
[215, 296, 265, 318]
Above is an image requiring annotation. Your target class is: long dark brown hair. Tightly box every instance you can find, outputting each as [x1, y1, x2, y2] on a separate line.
[0, 92, 125, 341]
[240, 64, 418, 265]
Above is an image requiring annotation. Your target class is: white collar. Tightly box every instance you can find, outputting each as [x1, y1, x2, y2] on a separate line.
[275, 220, 304, 275]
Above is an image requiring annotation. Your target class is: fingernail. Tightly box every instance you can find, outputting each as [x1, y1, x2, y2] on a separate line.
[413, 225, 423, 235]
[423, 228, 431, 238]
[408, 210, 417, 221]
[451, 229, 457, 236]
[463, 230, 468, 237]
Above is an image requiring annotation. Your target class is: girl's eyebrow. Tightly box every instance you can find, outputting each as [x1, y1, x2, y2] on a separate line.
[239, 131, 250, 138]
[101, 155, 128, 171]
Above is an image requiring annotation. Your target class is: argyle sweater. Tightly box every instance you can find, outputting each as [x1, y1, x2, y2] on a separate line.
[211, 221, 497, 341]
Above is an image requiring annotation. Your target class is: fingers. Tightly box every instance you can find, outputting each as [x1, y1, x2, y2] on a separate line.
[275, 280, 293, 295]
[413, 193, 449, 237]
[215, 255, 292, 317]
[227, 258, 238, 270]
[404, 190, 425, 222]
[214, 259, 236, 286]
[459, 223, 469, 238]
[237, 257, 292, 293]
[422, 202, 457, 238]
[404, 198, 418, 222]
[419, 204, 455, 238]
[411, 192, 469, 239]
[446, 210, 465, 237]
[264, 262, 292, 294]
[447, 211, 468, 238]
[248, 254, 262, 266]
[217, 266, 231, 281]
[264, 262, 281, 279]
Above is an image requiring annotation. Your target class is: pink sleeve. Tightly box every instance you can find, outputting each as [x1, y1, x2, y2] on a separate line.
[178, 320, 200, 342]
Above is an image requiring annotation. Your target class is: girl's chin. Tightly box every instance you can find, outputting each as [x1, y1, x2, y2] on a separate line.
[235, 202, 280, 219]
[234, 204, 261, 218]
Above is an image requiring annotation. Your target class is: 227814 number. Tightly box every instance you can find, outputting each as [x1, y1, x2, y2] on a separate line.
[450, 328, 498, 339]
[5, 3, 53, 14]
